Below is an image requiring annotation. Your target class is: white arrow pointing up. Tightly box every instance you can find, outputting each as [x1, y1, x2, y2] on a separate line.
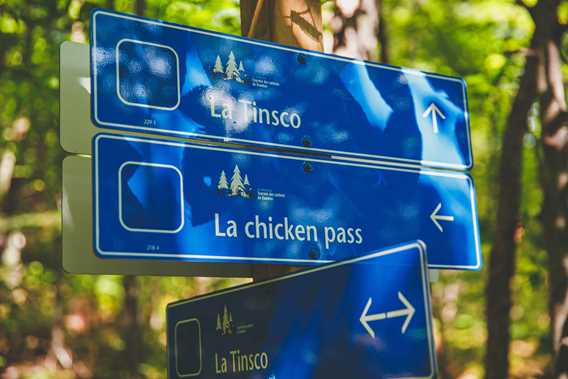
[430, 202, 455, 232]
[360, 292, 416, 338]
[422, 103, 445, 134]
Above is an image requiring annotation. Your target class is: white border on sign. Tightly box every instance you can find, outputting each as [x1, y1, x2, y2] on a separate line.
[94, 134, 482, 270]
[174, 318, 202, 377]
[117, 161, 185, 234]
[115, 38, 181, 111]
[168, 242, 437, 379]
[91, 9, 473, 171]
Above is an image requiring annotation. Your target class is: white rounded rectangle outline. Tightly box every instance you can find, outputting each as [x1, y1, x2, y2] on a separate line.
[174, 318, 202, 377]
[115, 38, 181, 111]
[118, 161, 185, 233]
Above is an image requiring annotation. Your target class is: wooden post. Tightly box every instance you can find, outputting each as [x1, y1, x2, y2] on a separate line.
[241, 0, 322, 50]
[240, 0, 323, 281]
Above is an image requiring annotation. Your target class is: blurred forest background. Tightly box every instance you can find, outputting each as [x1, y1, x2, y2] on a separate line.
[1, 0, 568, 378]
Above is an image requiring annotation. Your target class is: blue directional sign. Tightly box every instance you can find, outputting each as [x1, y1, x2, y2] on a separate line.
[93, 134, 481, 269]
[90, 9, 472, 170]
[167, 241, 437, 379]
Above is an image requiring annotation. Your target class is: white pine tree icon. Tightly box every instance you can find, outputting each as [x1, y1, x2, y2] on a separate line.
[242, 174, 251, 198]
[213, 55, 224, 73]
[217, 170, 229, 192]
[236, 61, 245, 83]
[222, 305, 232, 335]
[225, 51, 240, 81]
[230, 164, 244, 196]
[216, 314, 222, 332]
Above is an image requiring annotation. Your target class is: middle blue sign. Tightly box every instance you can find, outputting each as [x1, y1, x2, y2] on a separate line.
[90, 9, 472, 170]
[94, 134, 481, 270]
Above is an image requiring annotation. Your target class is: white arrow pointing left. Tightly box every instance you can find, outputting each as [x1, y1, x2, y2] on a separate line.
[360, 292, 416, 338]
[430, 202, 455, 232]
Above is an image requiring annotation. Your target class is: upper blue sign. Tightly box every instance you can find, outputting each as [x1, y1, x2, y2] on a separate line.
[94, 134, 481, 270]
[167, 242, 437, 379]
[90, 9, 472, 170]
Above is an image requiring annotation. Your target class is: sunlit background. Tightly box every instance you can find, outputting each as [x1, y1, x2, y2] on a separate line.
[1, 0, 567, 378]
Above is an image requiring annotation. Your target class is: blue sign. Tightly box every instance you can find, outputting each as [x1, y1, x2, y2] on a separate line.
[94, 134, 481, 270]
[167, 241, 437, 379]
[90, 9, 472, 170]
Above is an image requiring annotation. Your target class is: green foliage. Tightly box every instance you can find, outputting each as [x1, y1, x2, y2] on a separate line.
[383, 0, 550, 376]
[162, 0, 240, 33]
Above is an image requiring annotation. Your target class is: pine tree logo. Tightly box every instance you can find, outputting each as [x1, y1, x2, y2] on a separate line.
[225, 51, 244, 83]
[216, 305, 234, 336]
[212, 51, 246, 83]
[213, 55, 224, 74]
[242, 173, 253, 197]
[217, 170, 230, 195]
[217, 165, 253, 199]
[230, 164, 244, 196]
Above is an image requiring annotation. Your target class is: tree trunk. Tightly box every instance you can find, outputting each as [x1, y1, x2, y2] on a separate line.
[241, 0, 322, 51]
[135, 0, 145, 17]
[331, 0, 380, 61]
[484, 3, 542, 379]
[485, 1, 568, 378]
[377, 0, 389, 63]
[120, 275, 144, 379]
[240, 0, 322, 281]
[534, 1, 568, 376]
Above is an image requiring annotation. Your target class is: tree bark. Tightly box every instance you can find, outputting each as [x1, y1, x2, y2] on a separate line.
[534, 1, 568, 376]
[240, 0, 322, 281]
[377, 0, 389, 63]
[241, 0, 322, 51]
[120, 275, 144, 379]
[484, 3, 542, 379]
[134, 0, 145, 17]
[331, 0, 381, 61]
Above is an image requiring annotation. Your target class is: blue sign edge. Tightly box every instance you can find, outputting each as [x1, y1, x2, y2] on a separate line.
[165, 240, 438, 379]
[89, 8, 474, 171]
[92, 133, 482, 270]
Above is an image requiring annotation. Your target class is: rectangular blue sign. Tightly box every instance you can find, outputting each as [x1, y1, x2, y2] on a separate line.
[94, 134, 481, 270]
[167, 242, 437, 379]
[90, 9, 472, 170]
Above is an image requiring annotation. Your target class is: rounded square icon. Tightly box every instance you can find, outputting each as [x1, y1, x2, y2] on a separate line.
[175, 319, 202, 377]
[116, 39, 180, 110]
[118, 162, 184, 233]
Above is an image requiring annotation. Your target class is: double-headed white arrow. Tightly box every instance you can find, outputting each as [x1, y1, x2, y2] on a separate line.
[422, 103, 445, 134]
[360, 292, 415, 338]
[430, 202, 455, 233]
